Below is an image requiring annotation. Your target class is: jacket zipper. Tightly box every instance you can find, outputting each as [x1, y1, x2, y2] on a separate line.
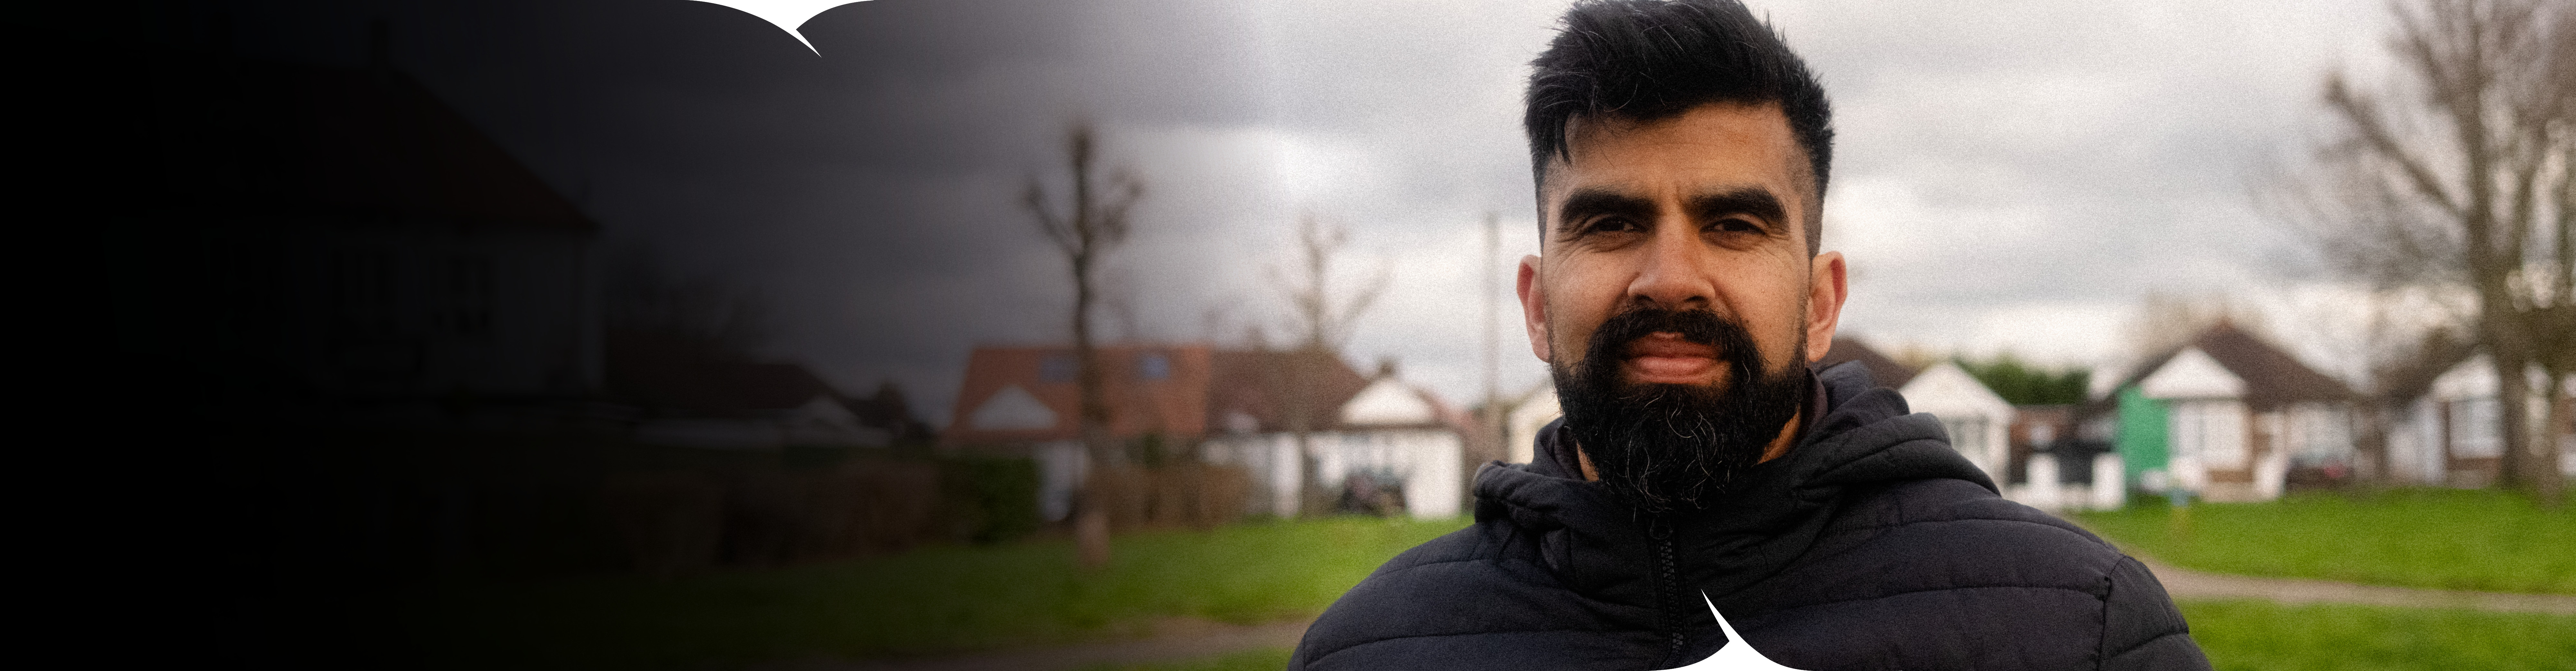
[1649, 518, 1687, 666]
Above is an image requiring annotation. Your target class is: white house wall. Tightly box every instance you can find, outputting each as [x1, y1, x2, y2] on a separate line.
[1034, 439, 1087, 522]
[1319, 429, 1463, 518]
[1899, 362, 2016, 480]
[1201, 433, 1305, 517]
[1201, 428, 1463, 519]
[2140, 348, 2246, 399]
[2388, 398, 2447, 485]
[1505, 385, 1562, 465]
[1342, 379, 1438, 426]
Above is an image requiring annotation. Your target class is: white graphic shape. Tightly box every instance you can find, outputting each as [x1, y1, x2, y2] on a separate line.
[1654, 593, 1816, 671]
[686, 1, 872, 55]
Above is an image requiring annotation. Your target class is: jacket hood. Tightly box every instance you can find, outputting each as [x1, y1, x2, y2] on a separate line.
[1471, 360, 1996, 610]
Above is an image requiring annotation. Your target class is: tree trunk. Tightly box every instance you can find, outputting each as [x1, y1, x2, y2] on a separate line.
[1288, 347, 1328, 517]
[2538, 371, 2567, 507]
[1073, 248, 1114, 569]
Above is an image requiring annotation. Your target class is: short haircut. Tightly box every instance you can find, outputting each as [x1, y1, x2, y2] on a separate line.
[1525, 0, 1834, 254]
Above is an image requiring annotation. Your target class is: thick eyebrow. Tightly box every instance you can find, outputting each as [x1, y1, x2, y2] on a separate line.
[1688, 187, 1788, 231]
[1554, 186, 1791, 237]
[1553, 187, 1657, 235]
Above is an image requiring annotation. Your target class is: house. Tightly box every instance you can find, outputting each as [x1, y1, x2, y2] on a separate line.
[2005, 405, 2124, 512]
[115, 49, 602, 409]
[2387, 352, 2576, 487]
[942, 344, 1214, 522]
[1819, 338, 2129, 510]
[1899, 361, 2019, 486]
[1199, 353, 1467, 519]
[1503, 383, 1561, 466]
[1817, 338, 2022, 495]
[1814, 336, 1921, 389]
[2097, 321, 2356, 503]
[608, 332, 889, 450]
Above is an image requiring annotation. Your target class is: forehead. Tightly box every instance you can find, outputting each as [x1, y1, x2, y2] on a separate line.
[1543, 102, 1808, 223]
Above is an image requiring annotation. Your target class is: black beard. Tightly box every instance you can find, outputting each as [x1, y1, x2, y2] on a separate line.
[1550, 306, 1809, 513]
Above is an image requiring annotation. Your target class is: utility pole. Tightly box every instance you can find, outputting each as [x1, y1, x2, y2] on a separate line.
[1483, 211, 1501, 416]
[1473, 211, 1504, 505]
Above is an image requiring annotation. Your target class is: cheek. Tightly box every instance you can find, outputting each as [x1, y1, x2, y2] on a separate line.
[1542, 277, 1616, 358]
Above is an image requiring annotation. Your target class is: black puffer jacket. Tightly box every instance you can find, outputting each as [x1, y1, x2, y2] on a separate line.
[1289, 362, 2210, 670]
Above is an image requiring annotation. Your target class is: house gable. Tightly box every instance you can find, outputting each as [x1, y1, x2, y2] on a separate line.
[970, 384, 1059, 431]
[1341, 378, 1436, 427]
[1899, 362, 2014, 418]
[2140, 347, 2245, 400]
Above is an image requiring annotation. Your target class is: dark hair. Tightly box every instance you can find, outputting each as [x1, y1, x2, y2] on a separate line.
[1525, 0, 1833, 253]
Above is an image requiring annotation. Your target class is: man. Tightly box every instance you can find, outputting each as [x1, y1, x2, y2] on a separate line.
[1288, 1, 2209, 669]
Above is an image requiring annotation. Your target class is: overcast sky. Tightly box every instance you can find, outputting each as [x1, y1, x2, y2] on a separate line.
[218, 0, 2411, 426]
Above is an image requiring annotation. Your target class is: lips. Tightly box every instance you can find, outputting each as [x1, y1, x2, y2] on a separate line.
[1622, 332, 1721, 383]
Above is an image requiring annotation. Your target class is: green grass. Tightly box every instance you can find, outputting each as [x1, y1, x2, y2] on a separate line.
[2076, 489, 2575, 594]
[412, 516, 1468, 669]
[1079, 648, 1294, 671]
[1087, 602, 2576, 671]
[2183, 600, 2576, 671]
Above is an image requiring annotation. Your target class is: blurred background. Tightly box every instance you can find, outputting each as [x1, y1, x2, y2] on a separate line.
[49, 0, 2571, 668]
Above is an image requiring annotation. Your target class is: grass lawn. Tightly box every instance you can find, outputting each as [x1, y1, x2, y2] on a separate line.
[1083, 602, 2576, 671]
[2182, 600, 2576, 671]
[412, 516, 1468, 669]
[2075, 488, 2575, 594]
[1081, 648, 1295, 671]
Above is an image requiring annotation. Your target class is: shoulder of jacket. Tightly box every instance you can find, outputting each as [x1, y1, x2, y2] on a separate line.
[1298, 521, 1595, 667]
[1823, 478, 2129, 572]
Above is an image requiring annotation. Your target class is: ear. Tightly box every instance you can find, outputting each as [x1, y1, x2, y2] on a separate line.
[1517, 254, 1553, 363]
[1804, 251, 1847, 363]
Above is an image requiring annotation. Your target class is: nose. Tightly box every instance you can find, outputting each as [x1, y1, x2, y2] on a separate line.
[1626, 216, 1713, 311]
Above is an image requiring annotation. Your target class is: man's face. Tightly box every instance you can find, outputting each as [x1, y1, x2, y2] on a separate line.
[1517, 101, 1848, 507]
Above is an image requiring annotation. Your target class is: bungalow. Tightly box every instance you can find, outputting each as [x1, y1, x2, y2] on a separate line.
[942, 344, 1213, 522]
[1815, 338, 2022, 496]
[1503, 383, 1560, 467]
[1199, 354, 1467, 519]
[2388, 353, 2576, 487]
[2099, 321, 2356, 503]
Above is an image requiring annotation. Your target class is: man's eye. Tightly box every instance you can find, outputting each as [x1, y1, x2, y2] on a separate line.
[1711, 218, 1761, 234]
[1588, 217, 1640, 233]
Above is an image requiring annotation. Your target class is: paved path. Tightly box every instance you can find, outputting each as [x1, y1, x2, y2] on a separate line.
[784, 559, 2574, 671]
[2137, 556, 2576, 615]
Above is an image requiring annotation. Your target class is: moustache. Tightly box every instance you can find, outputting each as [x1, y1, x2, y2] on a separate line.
[1582, 306, 1765, 384]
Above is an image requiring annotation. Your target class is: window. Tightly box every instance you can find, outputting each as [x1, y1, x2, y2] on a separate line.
[1137, 352, 1171, 380]
[1943, 416, 1990, 463]
[1040, 354, 1078, 383]
[2171, 400, 2247, 468]
[2451, 398, 2502, 457]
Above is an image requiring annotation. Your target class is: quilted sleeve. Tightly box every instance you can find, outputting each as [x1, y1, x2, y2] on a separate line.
[2099, 556, 2212, 671]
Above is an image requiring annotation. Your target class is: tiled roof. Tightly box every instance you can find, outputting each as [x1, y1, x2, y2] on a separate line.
[943, 344, 1214, 446]
[2104, 321, 2354, 408]
[1205, 348, 1372, 433]
[1813, 336, 1919, 388]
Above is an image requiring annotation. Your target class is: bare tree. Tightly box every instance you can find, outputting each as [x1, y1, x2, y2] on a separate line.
[1269, 213, 1391, 515]
[603, 244, 772, 359]
[1025, 121, 1144, 565]
[2283, 0, 2571, 502]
